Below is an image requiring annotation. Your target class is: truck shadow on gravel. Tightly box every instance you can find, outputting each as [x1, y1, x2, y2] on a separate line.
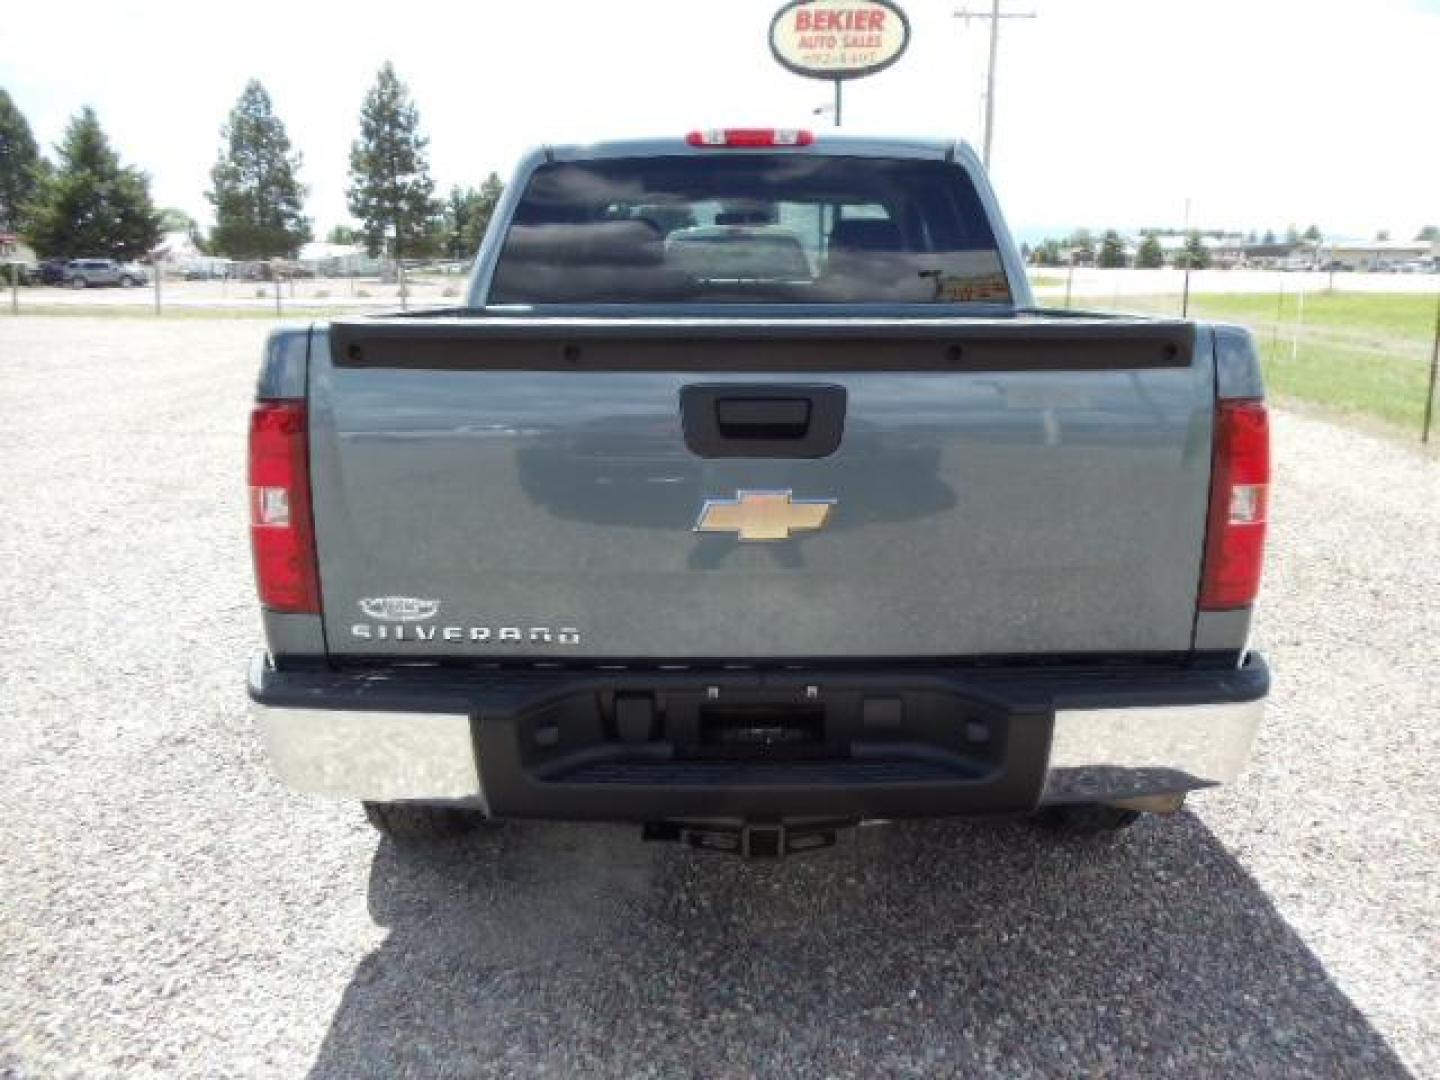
[310, 813, 1409, 1077]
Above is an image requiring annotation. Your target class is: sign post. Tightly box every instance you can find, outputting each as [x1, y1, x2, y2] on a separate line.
[769, 0, 912, 123]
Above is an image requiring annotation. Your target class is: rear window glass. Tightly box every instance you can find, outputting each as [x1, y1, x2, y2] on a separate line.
[489, 154, 1012, 305]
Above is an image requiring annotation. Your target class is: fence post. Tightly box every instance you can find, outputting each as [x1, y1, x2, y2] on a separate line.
[10, 267, 17, 315]
[154, 264, 162, 315]
[1064, 263, 1074, 309]
[1291, 283, 1305, 362]
[274, 275, 282, 317]
[1422, 288, 1440, 444]
[1270, 282, 1285, 363]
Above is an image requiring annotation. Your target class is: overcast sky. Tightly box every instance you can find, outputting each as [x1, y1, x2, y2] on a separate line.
[3, 0, 1436, 240]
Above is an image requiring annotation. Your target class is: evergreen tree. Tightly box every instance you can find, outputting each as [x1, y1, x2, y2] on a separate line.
[28, 108, 159, 259]
[1302, 224, 1322, 242]
[1179, 230, 1210, 269]
[347, 63, 438, 259]
[1416, 226, 1438, 242]
[1135, 233, 1164, 269]
[207, 81, 310, 258]
[1029, 239, 1062, 267]
[1069, 228, 1094, 259]
[326, 224, 358, 245]
[1097, 229, 1127, 268]
[441, 172, 505, 258]
[1262, 229, 1276, 245]
[0, 87, 45, 233]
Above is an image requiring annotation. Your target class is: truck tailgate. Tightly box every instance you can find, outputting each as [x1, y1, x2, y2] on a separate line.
[310, 316, 1211, 660]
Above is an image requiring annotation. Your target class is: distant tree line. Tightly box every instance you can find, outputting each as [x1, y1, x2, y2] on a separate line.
[1017, 218, 1440, 270]
[0, 66, 506, 263]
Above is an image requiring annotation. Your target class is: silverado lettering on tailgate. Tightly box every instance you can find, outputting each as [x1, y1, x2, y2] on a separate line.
[352, 598, 579, 645]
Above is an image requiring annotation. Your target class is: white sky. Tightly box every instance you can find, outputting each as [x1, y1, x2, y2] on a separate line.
[3, 0, 1437, 240]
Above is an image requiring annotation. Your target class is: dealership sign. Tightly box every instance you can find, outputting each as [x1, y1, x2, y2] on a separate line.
[769, 0, 911, 80]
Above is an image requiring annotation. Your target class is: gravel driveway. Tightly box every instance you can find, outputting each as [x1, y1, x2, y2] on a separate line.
[1, 317, 1436, 1078]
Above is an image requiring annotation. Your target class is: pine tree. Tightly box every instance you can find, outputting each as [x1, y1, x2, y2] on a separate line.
[207, 81, 310, 258]
[28, 108, 159, 259]
[1097, 230, 1127, 268]
[347, 63, 438, 260]
[1179, 230, 1210, 270]
[441, 172, 506, 258]
[1302, 224, 1322, 242]
[0, 87, 46, 234]
[1135, 233, 1164, 269]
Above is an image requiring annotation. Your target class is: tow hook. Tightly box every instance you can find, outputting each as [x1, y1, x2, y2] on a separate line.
[642, 820, 845, 860]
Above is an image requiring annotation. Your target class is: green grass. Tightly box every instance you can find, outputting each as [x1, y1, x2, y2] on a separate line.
[1027, 273, 1066, 289]
[1078, 291, 1439, 433]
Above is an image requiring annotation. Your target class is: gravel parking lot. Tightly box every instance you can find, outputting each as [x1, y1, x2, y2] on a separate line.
[1, 317, 1436, 1078]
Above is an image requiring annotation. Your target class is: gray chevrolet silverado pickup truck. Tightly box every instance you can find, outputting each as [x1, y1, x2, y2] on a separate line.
[248, 130, 1270, 857]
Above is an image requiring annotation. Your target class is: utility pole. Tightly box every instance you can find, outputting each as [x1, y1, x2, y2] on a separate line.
[954, 1, 1036, 169]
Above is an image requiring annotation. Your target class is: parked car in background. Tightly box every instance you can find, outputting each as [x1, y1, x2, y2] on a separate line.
[35, 258, 70, 285]
[64, 259, 149, 288]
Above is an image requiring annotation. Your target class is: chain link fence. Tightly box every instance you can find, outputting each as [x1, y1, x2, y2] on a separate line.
[8, 259, 1439, 444]
[3, 260, 469, 320]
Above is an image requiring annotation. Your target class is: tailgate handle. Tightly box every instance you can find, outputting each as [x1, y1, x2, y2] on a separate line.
[681, 384, 846, 459]
[716, 397, 811, 439]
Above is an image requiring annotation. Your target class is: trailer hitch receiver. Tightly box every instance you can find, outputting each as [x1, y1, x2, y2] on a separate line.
[642, 820, 846, 860]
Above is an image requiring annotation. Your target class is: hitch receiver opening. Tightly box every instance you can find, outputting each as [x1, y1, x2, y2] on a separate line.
[642, 820, 846, 860]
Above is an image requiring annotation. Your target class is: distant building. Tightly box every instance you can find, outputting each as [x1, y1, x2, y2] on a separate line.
[1320, 239, 1436, 271]
[0, 232, 38, 265]
[1239, 242, 1299, 269]
[296, 241, 376, 277]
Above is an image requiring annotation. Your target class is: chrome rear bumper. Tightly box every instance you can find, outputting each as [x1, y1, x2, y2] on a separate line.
[1041, 699, 1263, 805]
[255, 705, 484, 805]
[249, 652, 1266, 812]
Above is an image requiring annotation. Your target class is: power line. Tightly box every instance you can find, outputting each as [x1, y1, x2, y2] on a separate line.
[953, 1, 1037, 169]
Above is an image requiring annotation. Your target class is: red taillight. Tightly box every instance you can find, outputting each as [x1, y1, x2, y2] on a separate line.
[248, 401, 321, 614]
[1200, 399, 1270, 610]
[685, 128, 814, 148]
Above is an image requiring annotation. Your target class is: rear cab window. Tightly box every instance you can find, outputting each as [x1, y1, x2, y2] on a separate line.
[489, 154, 1012, 306]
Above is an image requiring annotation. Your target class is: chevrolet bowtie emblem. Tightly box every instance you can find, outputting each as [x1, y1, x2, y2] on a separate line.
[694, 490, 836, 542]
